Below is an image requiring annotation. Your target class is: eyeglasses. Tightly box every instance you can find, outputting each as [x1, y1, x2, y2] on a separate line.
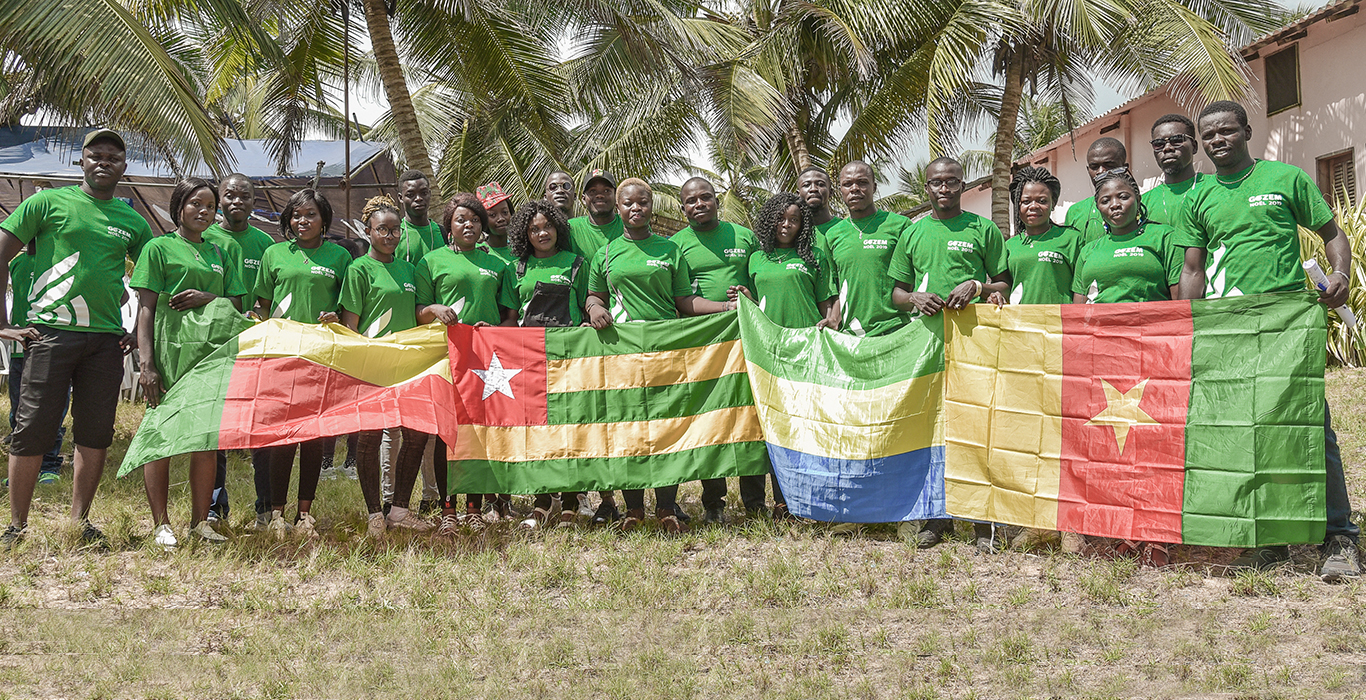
[1150, 134, 1193, 149]
[1090, 165, 1129, 182]
[926, 178, 963, 190]
[546, 182, 574, 192]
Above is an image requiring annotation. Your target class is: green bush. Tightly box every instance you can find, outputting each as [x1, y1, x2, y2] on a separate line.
[1300, 198, 1366, 367]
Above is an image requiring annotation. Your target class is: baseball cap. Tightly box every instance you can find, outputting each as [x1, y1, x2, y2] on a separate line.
[582, 168, 617, 190]
[476, 182, 512, 210]
[82, 128, 126, 151]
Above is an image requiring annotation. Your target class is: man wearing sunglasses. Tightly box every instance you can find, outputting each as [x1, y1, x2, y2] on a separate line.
[1143, 115, 1205, 225]
[1063, 138, 1129, 244]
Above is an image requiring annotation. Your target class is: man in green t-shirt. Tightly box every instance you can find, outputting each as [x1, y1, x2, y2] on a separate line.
[567, 169, 623, 260]
[825, 161, 912, 338]
[672, 177, 767, 523]
[544, 170, 576, 220]
[0, 129, 154, 548]
[396, 170, 441, 264]
[1174, 100, 1359, 581]
[796, 167, 839, 256]
[1143, 114, 1206, 226]
[1064, 138, 1129, 244]
[203, 173, 276, 524]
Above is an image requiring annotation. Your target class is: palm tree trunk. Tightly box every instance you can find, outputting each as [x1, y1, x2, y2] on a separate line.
[991, 55, 1026, 234]
[362, 0, 437, 193]
[786, 123, 811, 174]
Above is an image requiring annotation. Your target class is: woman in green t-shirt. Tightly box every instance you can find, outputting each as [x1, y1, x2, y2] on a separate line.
[584, 179, 734, 535]
[131, 178, 246, 548]
[505, 199, 589, 529]
[255, 189, 352, 540]
[988, 166, 1084, 306]
[416, 193, 519, 536]
[338, 196, 434, 538]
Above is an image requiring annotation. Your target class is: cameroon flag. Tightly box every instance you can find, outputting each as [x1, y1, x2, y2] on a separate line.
[447, 313, 768, 494]
[943, 293, 1327, 547]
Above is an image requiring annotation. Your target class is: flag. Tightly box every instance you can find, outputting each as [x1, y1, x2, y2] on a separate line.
[943, 293, 1327, 547]
[736, 298, 947, 523]
[446, 313, 768, 494]
[119, 316, 454, 475]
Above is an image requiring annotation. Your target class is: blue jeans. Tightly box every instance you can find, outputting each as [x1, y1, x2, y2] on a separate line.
[210, 448, 273, 518]
[8, 355, 67, 473]
[1325, 402, 1356, 543]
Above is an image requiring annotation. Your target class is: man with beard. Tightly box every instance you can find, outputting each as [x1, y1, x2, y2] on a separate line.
[1143, 114, 1205, 225]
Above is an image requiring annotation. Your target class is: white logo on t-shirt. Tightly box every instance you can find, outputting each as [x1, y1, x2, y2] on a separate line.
[310, 265, 337, 279]
[646, 260, 672, 269]
[947, 240, 975, 253]
[1036, 251, 1065, 264]
[106, 226, 132, 243]
[1113, 246, 1146, 258]
[1247, 194, 1284, 208]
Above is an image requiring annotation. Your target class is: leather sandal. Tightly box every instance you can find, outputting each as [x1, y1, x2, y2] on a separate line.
[658, 508, 688, 535]
[620, 509, 645, 533]
[1142, 542, 1171, 568]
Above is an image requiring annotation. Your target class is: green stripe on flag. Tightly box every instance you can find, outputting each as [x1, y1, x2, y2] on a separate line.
[545, 312, 738, 360]
[449, 441, 770, 494]
[1181, 293, 1328, 547]
[737, 297, 944, 390]
[549, 373, 755, 425]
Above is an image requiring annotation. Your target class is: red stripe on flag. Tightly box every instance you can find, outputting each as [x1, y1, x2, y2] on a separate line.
[1059, 300, 1192, 544]
[448, 324, 549, 427]
[219, 357, 456, 449]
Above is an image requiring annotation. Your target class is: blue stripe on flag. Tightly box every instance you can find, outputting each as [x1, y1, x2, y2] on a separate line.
[769, 443, 947, 523]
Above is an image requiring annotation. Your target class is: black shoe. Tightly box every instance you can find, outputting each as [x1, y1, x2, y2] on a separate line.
[78, 521, 108, 550]
[1229, 545, 1289, 571]
[1, 524, 26, 549]
[675, 508, 691, 523]
[745, 507, 770, 520]
[418, 499, 438, 515]
[591, 501, 620, 526]
[916, 519, 952, 550]
[703, 507, 727, 525]
[382, 502, 392, 517]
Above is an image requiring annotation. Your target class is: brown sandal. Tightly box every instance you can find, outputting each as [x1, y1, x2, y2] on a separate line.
[1142, 542, 1171, 568]
[620, 509, 645, 533]
[658, 508, 688, 535]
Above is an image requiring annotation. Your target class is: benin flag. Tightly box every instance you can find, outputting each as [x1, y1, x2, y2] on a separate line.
[446, 313, 768, 494]
[943, 293, 1327, 547]
[737, 298, 947, 523]
[120, 317, 454, 475]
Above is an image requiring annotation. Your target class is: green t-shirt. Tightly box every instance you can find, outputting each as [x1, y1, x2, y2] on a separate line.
[812, 218, 840, 258]
[255, 240, 352, 323]
[672, 222, 759, 301]
[1071, 222, 1183, 304]
[8, 254, 34, 357]
[1063, 196, 1107, 245]
[0, 185, 153, 334]
[205, 222, 275, 313]
[1172, 160, 1334, 298]
[339, 255, 419, 337]
[568, 214, 624, 261]
[1142, 173, 1205, 227]
[586, 234, 691, 322]
[824, 211, 912, 337]
[890, 211, 1007, 301]
[485, 244, 515, 267]
[747, 247, 836, 328]
[415, 246, 518, 326]
[396, 220, 439, 265]
[510, 250, 588, 327]
[129, 233, 246, 300]
[1004, 225, 1084, 304]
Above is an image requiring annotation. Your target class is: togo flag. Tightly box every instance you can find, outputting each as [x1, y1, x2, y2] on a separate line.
[943, 293, 1327, 547]
[736, 297, 947, 523]
[120, 317, 455, 475]
[447, 313, 768, 494]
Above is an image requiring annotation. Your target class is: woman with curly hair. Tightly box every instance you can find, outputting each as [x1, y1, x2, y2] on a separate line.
[503, 199, 589, 529]
[416, 192, 519, 535]
[988, 166, 1084, 306]
[728, 193, 839, 330]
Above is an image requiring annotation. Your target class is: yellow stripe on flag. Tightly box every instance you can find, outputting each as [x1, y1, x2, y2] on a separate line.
[545, 339, 746, 393]
[746, 361, 942, 460]
[236, 320, 449, 387]
[449, 405, 762, 461]
[944, 305, 1062, 530]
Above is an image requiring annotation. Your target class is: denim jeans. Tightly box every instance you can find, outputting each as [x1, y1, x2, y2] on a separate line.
[1325, 402, 1357, 543]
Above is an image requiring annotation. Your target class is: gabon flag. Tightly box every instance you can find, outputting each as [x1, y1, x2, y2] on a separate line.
[942, 293, 1328, 547]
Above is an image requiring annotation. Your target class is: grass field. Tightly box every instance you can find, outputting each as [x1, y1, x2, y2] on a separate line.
[1, 370, 1365, 699]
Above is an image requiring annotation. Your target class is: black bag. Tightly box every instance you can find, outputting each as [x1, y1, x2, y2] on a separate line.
[517, 256, 583, 328]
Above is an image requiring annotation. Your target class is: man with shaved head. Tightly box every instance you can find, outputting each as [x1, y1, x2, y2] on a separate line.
[544, 170, 576, 219]
[826, 161, 911, 338]
[1064, 137, 1130, 244]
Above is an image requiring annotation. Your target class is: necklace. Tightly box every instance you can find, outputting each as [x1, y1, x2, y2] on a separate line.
[176, 232, 203, 262]
[851, 212, 880, 236]
[1216, 161, 1257, 186]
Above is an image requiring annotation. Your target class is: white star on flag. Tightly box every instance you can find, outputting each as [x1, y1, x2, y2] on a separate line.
[471, 351, 522, 400]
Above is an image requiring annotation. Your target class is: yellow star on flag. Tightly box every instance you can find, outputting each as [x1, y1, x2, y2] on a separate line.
[1087, 378, 1159, 453]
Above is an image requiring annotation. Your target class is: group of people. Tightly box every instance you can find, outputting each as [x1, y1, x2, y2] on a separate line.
[0, 100, 1358, 582]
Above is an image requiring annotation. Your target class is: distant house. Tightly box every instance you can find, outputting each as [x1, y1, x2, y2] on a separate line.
[959, 0, 1365, 224]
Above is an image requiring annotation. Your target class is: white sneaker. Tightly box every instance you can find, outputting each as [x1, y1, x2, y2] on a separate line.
[153, 523, 177, 549]
[295, 512, 319, 539]
[268, 510, 291, 540]
[366, 512, 387, 538]
[387, 510, 435, 532]
[253, 512, 270, 531]
[577, 493, 595, 517]
[192, 521, 228, 543]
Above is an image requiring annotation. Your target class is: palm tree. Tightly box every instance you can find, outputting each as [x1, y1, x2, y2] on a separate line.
[360, 0, 435, 184]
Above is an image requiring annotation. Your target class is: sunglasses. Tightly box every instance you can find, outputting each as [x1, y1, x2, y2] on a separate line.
[1091, 165, 1129, 182]
[1150, 134, 1193, 149]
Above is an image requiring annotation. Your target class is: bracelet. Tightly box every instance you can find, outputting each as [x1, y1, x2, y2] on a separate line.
[972, 280, 984, 296]
[1330, 270, 1350, 283]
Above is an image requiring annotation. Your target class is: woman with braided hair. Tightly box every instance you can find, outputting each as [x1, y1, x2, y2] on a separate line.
[987, 166, 1084, 306]
[728, 193, 839, 331]
[338, 195, 434, 537]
